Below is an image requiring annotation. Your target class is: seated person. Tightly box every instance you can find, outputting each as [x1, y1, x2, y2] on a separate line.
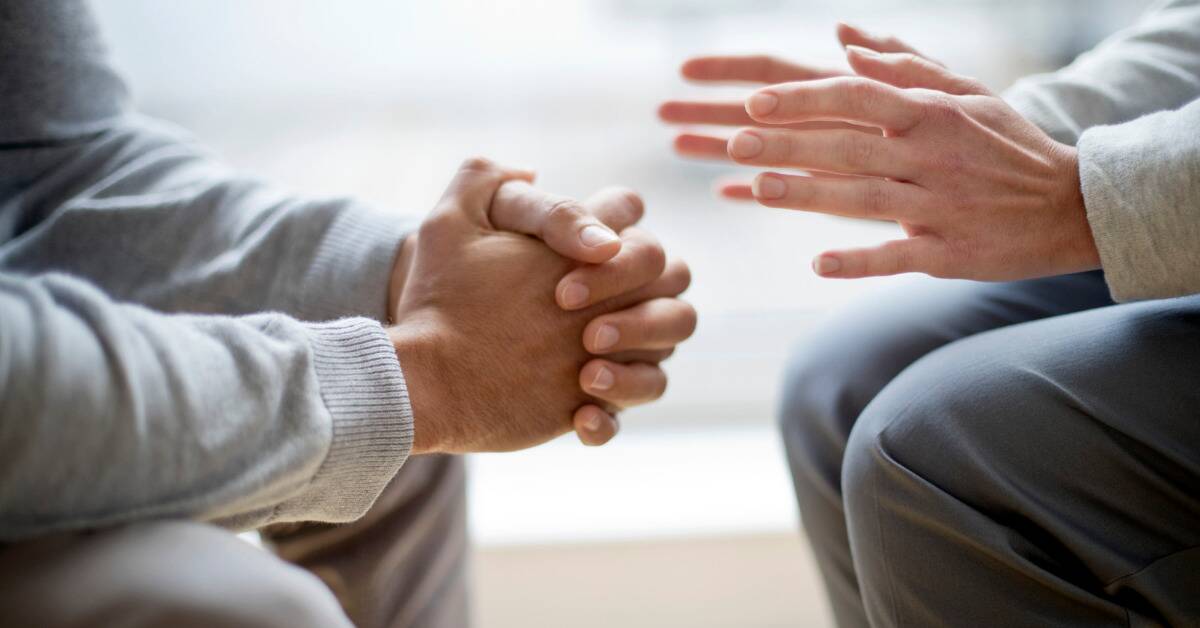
[0, 2, 696, 627]
[663, 3, 1200, 626]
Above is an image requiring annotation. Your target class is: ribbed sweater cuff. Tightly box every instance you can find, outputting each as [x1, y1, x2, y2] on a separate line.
[288, 318, 413, 522]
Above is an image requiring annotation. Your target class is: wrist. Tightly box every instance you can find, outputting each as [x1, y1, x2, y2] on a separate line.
[387, 324, 448, 455]
[1053, 143, 1102, 273]
[387, 233, 417, 324]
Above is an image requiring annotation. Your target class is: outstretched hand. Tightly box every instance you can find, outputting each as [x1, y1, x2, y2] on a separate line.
[662, 25, 1100, 281]
[658, 23, 932, 198]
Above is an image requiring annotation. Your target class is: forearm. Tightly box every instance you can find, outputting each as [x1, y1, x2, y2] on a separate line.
[1077, 97, 1200, 301]
[0, 272, 412, 540]
[0, 116, 413, 322]
[1004, 0, 1200, 146]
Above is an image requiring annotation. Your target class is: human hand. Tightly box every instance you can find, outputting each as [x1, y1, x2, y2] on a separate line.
[488, 180, 696, 446]
[388, 158, 695, 453]
[728, 46, 1099, 280]
[659, 23, 937, 199]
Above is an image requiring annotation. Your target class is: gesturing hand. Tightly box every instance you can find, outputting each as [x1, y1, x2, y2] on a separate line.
[729, 46, 1099, 280]
[658, 23, 936, 199]
[388, 158, 695, 453]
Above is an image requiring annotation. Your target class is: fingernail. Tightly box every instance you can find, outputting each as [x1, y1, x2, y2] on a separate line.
[560, 282, 590, 308]
[754, 175, 786, 200]
[583, 409, 604, 431]
[747, 92, 779, 117]
[593, 324, 619, 351]
[846, 45, 880, 58]
[813, 255, 842, 275]
[729, 132, 764, 159]
[579, 224, 618, 248]
[590, 366, 615, 391]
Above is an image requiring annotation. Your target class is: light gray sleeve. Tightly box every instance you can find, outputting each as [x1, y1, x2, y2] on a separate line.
[1076, 98, 1200, 301]
[0, 116, 416, 324]
[1003, 0, 1200, 146]
[0, 0, 415, 323]
[0, 271, 414, 541]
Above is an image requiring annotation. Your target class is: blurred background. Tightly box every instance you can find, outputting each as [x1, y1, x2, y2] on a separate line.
[93, 1, 1153, 626]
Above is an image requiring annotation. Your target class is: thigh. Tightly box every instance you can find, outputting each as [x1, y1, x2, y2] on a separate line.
[781, 270, 1113, 439]
[845, 295, 1200, 626]
[0, 521, 351, 628]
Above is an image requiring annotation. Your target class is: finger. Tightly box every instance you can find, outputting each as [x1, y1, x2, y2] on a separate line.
[660, 101, 877, 132]
[491, 181, 622, 264]
[680, 54, 844, 84]
[718, 180, 755, 201]
[845, 46, 988, 96]
[835, 22, 941, 63]
[812, 236, 942, 279]
[580, 359, 668, 408]
[604, 257, 692, 307]
[582, 186, 645, 232]
[574, 405, 619, 447]
[660, 100, 759, 127]
[583, 298, 697, 354]
[435, 156, 535, 225]
[674, 133, 733, 161]
[751, 172, 931, 221]
[605, 348, 675, 364]
[744, 77, 924, 131]
[728, 128, 914, 179]
[557, 227, 667, 310]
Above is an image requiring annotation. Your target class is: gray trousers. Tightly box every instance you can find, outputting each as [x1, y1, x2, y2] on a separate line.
[779, 271, 1200, 628]
[0, 455, 468, 628]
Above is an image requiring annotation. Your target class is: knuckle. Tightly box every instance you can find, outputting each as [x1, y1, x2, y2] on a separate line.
[861, 180, 890, 217]
[638, 241, 668, 277]
[897, 53, 923, 77]
[545, 197, 585, 226]
[616, 188, 645, 222]
[668, 258, 692, 292]
[789, 178, 818, 207]
[459, 155, 495, 173]
[841, 135, 875, 169]
[921, 94, 962, 124]
[846, 78, 880, 109]
[418, 210, 457, 239]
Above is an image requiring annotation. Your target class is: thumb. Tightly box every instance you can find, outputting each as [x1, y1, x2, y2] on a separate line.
[844, 46, 990, 96]
[433, 156, 536, 226]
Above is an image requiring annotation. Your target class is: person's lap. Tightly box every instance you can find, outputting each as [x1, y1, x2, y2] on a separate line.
[0, 454, 467, 628]
[778, 271, 1114, 627]
[780, 271, 1200, 626]
[844, 291, 1200, 626]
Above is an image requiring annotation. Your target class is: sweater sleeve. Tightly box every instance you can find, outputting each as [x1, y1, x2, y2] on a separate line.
[1076, 98, 1200, 301]
[0, 272, 414, 541]
[0, 117, 416, 324]
[0, 0, 417, 323]
[1003, 0, 1200, 146]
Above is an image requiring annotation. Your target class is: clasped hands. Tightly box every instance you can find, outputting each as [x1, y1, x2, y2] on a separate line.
[387, 158, 696, 453]
[661, 23, 1101, 281]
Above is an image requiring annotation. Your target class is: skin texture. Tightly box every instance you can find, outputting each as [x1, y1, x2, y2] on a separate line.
[661, 24, 1100, 281]
[387, 158, 696, 453]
